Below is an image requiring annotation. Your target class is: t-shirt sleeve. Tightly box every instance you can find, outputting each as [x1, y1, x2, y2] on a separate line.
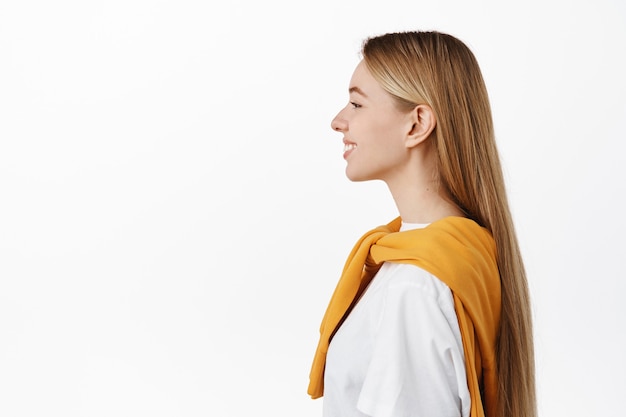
[356, 264, 470, 417]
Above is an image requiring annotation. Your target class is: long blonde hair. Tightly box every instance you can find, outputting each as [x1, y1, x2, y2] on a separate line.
[362, 31, 536, 417]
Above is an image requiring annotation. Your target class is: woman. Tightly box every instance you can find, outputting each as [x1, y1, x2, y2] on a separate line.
[308, 31, 536, 417]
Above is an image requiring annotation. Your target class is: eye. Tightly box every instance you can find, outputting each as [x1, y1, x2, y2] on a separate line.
[350, 102, 362, 109]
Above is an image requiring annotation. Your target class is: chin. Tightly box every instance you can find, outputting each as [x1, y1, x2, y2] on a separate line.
[345, 168, 372, 183]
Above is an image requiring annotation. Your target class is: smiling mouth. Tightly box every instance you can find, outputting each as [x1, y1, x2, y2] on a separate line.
[343, 143, 357, 159]
[344, 143, 356, 153]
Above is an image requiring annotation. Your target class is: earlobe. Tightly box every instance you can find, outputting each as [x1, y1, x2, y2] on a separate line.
[405, 104, 436, 148]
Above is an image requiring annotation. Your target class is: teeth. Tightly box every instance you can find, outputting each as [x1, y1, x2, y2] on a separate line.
[344, 143, 356, 152]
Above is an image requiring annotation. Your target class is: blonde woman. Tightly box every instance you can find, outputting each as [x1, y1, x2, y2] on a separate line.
[308, 31, 536, 417]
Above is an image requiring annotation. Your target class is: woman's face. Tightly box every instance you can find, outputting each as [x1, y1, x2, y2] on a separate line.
[331, 61, 415, 184]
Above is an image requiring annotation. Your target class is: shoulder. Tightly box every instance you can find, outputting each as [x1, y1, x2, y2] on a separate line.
[374, 216, 498, 285]
[374, 262, 456, 307]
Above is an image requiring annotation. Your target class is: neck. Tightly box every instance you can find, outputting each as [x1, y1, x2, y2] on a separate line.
[382, 142, 464, 224]
[386, 178, 463, 224]
[391, 184, 463, 223]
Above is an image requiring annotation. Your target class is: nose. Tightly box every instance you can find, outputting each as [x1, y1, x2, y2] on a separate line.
[331, 110, 347, 132]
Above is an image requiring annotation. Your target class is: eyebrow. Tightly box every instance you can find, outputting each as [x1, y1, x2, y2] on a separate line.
[349, 86, 368, 98]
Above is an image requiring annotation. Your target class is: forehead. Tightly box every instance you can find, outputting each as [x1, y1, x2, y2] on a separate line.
[348, 60, 395, 105]
[349, 60, 372, 89]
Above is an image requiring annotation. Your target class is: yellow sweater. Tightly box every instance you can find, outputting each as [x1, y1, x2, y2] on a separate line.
[308, 216, 501, 417]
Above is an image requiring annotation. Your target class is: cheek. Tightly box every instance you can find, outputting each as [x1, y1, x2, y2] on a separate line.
[369, 118, 406, 148]
[361, 116, 389, 136]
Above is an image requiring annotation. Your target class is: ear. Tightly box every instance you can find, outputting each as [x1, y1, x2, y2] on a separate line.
[405, 104, 436, 149]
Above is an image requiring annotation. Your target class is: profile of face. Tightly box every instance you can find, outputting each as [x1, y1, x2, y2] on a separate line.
[331, 61, 433, 186]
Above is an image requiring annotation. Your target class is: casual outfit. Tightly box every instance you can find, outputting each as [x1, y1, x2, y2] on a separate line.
[308, 216, 501, 417]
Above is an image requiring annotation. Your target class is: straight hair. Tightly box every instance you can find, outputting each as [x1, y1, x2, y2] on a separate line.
[362, 31, 536, 417]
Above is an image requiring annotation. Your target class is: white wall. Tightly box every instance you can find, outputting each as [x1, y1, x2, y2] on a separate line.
[1, 1, 624, 416]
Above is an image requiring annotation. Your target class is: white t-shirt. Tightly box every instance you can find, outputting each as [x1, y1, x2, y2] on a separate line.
[323, 223, 471, 417]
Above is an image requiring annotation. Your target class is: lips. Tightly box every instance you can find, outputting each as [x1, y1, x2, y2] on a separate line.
[343, 141, 357, 159]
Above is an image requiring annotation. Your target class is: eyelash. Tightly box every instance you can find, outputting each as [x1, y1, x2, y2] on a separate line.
[350, 102, 362, 109]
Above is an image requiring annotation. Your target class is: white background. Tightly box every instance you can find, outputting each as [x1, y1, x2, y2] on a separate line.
[1, 0, 625, 416]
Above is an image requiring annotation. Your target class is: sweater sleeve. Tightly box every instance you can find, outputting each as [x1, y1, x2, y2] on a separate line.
[356, 264, 471, 417]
